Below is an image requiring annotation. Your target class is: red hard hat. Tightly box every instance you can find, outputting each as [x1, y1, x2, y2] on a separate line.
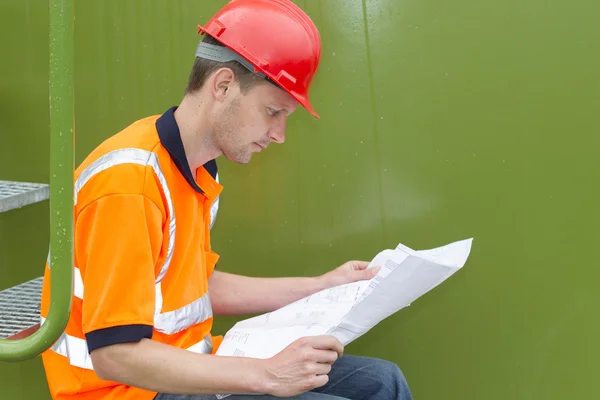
[197, 0, 322, 118]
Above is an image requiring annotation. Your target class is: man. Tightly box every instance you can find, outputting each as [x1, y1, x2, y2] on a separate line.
[40, 1, 413, 399]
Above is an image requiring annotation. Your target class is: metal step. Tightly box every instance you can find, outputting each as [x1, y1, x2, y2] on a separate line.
[0, 277, 43, 340]
[0, 180, 49, 214]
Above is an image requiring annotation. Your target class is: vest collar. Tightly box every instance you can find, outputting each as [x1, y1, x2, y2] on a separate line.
[156, 106, 221, 198]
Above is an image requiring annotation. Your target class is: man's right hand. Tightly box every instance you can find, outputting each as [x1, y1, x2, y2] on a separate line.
[259, 335, 344, 398]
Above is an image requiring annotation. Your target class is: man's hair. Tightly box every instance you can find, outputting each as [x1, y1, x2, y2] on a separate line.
[185, 34, 264, 95]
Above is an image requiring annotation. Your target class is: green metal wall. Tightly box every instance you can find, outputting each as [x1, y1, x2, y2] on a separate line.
[1, 0, 599, 398]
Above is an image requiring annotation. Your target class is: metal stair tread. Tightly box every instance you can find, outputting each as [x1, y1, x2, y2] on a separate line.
[0, 180, 49, 213]
[0, 277, 43, 339]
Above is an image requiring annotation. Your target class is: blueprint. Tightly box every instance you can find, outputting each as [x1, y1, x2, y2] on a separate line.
[214, 238, 474, 361]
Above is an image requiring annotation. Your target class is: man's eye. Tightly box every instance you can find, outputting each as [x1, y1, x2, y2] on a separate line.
[267, 108, 280, 116]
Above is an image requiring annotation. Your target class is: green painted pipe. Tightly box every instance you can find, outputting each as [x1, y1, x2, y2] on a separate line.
[0, 0, 74, 362]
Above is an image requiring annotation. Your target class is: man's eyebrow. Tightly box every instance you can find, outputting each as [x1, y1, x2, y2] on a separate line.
[280, 104, 296, 114]
[269, 106, 288, 114]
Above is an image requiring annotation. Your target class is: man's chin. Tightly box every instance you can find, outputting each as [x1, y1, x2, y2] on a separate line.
[223, 151, 252, 165]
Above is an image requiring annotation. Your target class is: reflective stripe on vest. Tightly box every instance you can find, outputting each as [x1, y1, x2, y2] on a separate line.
[39, 318, 213, 370]
[209, 173, 220, 230]
[45, 148, 214, 366]
[74, 148, 176, 283]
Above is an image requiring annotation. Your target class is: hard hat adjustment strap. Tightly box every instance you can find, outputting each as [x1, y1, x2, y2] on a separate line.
[195, 41, 267, 80]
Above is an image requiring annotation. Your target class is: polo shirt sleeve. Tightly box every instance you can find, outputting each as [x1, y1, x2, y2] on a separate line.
[75, 193, 164, 353]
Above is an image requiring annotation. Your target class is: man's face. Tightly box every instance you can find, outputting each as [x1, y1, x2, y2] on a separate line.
[213, 78, 298, 164]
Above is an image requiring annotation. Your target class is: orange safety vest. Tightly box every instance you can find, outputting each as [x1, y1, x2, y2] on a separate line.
[39, 107, 223, 399]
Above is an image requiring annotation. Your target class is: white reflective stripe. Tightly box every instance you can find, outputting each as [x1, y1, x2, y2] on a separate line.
[209, 195, 219, 230]
[72, 147, 183, 324]
[39, 318, 212, 370]
[154, 291, 213, 334]
[73, 267, 84, 298]
[40, 317, 94, 370]
[209, 172, 220, 230]
[51, 330, 94, 370]
[74, 148, 176, 283]
[187, 335, 213, 355]
[154, 282, 163, 318]
[47, 249, 85, 299]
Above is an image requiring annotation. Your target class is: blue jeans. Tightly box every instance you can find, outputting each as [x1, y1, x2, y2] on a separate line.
[154, 354, 412, 399]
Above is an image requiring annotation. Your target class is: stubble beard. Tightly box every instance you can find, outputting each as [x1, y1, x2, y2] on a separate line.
[215, 98, 253, 164]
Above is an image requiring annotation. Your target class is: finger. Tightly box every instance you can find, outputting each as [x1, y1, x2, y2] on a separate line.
[308, 374, 329, 390]
[362, 266, 380, 278]
[308, 335, 344, 357]
[354, 261, 370, 270]
[312, 361, 333, 376]
[312, 349, 339, 364]
[347, 267, 379, 283]
[305, 360, 332, 376]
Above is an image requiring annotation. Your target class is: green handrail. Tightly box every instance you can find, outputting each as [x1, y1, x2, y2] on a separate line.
[0, 0, 74, 361]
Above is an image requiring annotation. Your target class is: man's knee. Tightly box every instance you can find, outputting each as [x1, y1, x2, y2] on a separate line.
[375, 358, 402, 380]
[367, 358, 412, 399]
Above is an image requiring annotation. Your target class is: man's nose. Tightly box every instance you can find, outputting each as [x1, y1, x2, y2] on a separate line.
[268, 119, 287, 144]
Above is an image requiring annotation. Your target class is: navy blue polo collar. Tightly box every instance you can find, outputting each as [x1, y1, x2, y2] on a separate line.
[156, 106, 218, 194]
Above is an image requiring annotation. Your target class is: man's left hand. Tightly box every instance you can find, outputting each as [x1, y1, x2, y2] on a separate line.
[319, 260, 381, 288]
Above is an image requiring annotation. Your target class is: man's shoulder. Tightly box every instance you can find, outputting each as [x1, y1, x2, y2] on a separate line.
[81, 114, 161, 161]
[73, 113, 169, 210]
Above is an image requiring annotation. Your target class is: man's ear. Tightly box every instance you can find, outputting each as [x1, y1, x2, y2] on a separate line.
[211, 67, 236, 102]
